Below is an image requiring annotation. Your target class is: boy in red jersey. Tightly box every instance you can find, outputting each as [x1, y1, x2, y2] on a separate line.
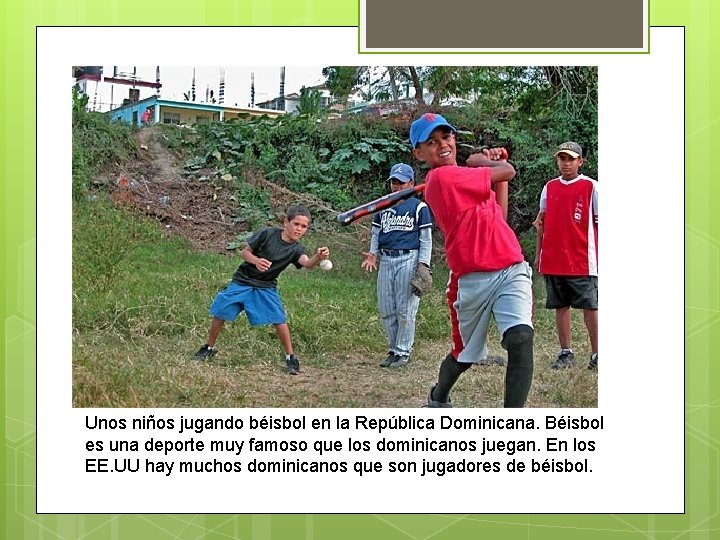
[411, 112, 534, 408]
[534, 142, 598, 370]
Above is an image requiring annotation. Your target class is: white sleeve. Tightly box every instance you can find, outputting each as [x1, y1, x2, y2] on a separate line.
[418, 227, 432, 266]
[369, 225, 379, 255]
[539, 184, 548, 212]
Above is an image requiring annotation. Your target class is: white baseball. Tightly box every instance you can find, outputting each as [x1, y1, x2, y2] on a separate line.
[319, 259, 333, 271]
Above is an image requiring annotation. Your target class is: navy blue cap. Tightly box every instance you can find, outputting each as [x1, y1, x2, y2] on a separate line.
[388, 163, 414, 183]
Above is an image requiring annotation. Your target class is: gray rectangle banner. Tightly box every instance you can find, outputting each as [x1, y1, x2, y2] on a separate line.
[364, 0, 644, 49]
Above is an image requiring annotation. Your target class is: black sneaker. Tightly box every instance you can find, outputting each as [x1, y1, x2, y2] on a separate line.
[425, 385, 452, 408]
[551, 349, 575, 369]
[193, 344, 216, 361]
[286, 354, 300, 375]
[588, 353, 598, 370]
[379, 352, 396, 368]
[389, 355, 410, 368]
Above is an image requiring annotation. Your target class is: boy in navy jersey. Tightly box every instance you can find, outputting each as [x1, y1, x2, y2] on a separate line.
[411, 113, 534, 407]
[534, 142, 598, 370]
[361, 163, 433, 368]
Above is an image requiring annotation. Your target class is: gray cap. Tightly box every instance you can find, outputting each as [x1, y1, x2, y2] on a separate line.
[555, 141, 583, 158]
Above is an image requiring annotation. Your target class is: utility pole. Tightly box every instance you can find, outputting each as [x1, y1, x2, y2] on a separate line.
[250, 72, 256, 107]
[219, 68, 225, 104]
[192, 67, 196, 101]
[279, 66, 286, 111]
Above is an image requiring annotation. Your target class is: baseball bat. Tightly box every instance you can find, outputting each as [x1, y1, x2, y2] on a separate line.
[336, 184, 425, 226]
[336, 147, 509, 226]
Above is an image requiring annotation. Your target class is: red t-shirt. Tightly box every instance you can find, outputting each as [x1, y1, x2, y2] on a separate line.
[424, 166, 524, 276]
[539, 175, 598, 276]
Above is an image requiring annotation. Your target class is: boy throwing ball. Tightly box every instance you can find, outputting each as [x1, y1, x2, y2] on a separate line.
[193, 205, 330, 375]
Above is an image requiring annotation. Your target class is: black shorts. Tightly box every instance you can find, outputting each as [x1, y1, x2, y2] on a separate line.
[544, 275, 598, 310]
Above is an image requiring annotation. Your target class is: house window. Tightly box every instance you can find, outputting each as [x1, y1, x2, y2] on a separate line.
[163, 112, 181, 125]
[196, 116, 209, 124]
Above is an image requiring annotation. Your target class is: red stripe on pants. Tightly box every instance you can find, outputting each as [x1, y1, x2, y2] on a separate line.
[447, 272, 463, 360]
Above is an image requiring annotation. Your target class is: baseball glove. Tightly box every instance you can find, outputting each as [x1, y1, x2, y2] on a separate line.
[411, 264, 433, 297]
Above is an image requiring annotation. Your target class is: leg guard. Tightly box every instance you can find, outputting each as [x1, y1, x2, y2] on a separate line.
[433, 352, 472, 403]
[502, 324, 534, 408]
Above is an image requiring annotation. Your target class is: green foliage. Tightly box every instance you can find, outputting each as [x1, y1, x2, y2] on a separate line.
[165, 113, 411, 209]
[153, 65, 597, 235]
[72, 93, 138, 199]
[73, 199, 227, 338]
[322, 66, 363, 102]
[429, 66, 598, 233]
[72, 85, 89, 112]
[296, 86, 323, 117]
[276, 142, 326, 187]
[518, 228, 538, 262]
[73, 196, 160, 295]
[324, 136, 409, 199]
[234, 182, 274, 230]
[156, 124, 185, 149]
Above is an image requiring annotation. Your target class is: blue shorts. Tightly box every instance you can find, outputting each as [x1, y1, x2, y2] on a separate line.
[209, 282, 287, 326]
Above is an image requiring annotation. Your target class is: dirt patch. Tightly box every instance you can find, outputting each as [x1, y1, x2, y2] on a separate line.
[104, 125, 355, 254]
[104, 126, 251, 253]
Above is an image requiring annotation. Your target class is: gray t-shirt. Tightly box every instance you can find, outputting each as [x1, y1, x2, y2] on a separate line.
[232, 227, 305, 288]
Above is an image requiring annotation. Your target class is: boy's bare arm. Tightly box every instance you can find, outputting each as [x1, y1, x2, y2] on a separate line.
[241, 246, 272, 272]
[298, 246, 330, 269]
[533, 212, 544, 272]
[493, 182, 509, 221]
[467, 149, 510, 219]
[466, 149, 515, 184]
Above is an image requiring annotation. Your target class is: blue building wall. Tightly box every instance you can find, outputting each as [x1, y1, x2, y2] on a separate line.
[105, 98, 285, 126]
[107, 97, 158, 126]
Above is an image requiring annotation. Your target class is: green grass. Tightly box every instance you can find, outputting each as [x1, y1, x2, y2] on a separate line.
[73, 199, 597, 408]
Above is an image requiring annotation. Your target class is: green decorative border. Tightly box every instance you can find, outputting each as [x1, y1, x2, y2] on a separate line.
[4, 0, 715, 537]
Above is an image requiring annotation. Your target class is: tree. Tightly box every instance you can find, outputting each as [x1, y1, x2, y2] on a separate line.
[296, 86, 323, 117]
[427, 67, 456, 106]
[541, 66, 598, 119]
[322, 67, 363, 107]
[407, 67, 425, 106]
[387, 66, 400, 109]
[72, 85, 89, 112]
[316, 66, 597, 236]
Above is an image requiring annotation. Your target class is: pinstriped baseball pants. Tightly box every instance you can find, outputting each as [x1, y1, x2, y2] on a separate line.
[377, 251, 420, 357]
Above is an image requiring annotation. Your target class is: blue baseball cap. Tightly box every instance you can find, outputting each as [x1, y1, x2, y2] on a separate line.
[388, 163, 414, 183]
[410, 112, 457, 147]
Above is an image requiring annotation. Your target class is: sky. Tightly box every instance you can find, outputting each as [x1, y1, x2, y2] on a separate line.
[91, 65, 327, 110]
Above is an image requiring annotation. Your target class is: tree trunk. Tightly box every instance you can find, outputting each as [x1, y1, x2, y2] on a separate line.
[430, 67, 454, 107]
[408, 67, 425, 106]
[388, 66, 400, 109]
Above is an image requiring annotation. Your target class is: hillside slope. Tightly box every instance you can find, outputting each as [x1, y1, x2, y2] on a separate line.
[106, 125, 357, 254]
